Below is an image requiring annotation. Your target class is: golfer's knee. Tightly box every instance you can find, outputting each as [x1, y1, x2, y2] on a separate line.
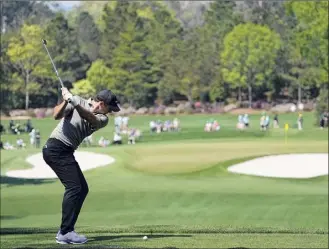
[82, 184, 89, 197]
[67, 184, 88, 198]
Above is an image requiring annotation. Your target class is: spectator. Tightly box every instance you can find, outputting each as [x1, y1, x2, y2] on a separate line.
[16, 138, 26, 149]
[114, 115, 122, 133]
[156, 120, 162, 133]
[122, 115, 129, 133]
[163, 120, 172, 132]
[35, 129, 41, 148]
[128, 129, 136, 145]
[264, 115, 270, 130]
[212, 120, 220, 131]
[173, 118, 180, 132]
[204, 120, 212, 132]
[25, 119, 33, 133]
[273, 114, 279, 128]
[112, 132, 122, 145]
[4, 141, 15, 150]
[9, 120, 16, 134]
[320, 112, 328, 129]
[83, 134, 93, 147]
[149, 120, 156, 133]
[98, 137, 110, 147]
[297, 113, 303, 130]
[0, 141, 3, 150]
[29, 128, 36, 147]
[237, 115, 245, 130]
[0, 123, 4, 134]
[260, 113, 266, 131]
[243, 114, 249, 128]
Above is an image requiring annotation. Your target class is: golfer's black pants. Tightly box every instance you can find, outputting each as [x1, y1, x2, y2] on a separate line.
[42, 138, 89, 234]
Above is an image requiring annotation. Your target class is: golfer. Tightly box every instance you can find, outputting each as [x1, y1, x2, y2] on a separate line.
[42, 87, 120, 244]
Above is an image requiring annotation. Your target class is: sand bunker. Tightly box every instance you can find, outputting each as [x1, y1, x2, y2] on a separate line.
[5, 151, 115, 179]
[228, 153, 328, 179]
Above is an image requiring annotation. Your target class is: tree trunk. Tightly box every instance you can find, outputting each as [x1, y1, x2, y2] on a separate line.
[298, 83, 302, 105]
[238, 86, 242, 103]
[187, 83, 193, 106]
[25, 72, 29, 110]
[248, 84, 252, 109]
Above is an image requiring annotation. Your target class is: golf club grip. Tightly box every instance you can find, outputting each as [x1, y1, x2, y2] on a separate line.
[42, 41, 65, 88]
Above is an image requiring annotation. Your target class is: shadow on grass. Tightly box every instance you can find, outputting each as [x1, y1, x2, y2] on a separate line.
[0, 227, 57, 235]
[91, 234, 192, 242]
[0, 176, 55, 187]
[0, 215, 22, 220]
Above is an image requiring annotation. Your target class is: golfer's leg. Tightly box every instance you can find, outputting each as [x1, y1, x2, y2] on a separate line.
[58, 154, 88, 234]
[42, 145, 80, 234]
[69, 163, 89, 231]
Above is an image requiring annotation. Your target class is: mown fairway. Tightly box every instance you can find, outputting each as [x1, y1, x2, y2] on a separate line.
[1, 112, 328, 248]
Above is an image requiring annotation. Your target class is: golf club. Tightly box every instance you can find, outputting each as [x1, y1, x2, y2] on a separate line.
[42, 39, 64, 88]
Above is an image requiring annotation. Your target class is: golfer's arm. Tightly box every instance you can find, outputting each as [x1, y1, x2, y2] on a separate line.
[53, 101, 68, 120]
[74, 105, 98, 127]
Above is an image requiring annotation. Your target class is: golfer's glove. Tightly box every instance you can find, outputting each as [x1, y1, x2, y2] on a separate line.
[62, 88, 79, 107]
[62, 88, 73, 102]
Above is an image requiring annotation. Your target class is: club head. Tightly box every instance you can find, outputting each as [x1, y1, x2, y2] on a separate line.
[42, 39, 47, 45]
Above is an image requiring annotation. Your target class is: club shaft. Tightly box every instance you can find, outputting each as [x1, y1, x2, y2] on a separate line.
[42, 43, 64, 88]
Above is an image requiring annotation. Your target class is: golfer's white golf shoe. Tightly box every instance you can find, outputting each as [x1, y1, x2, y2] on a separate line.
[56, 231, 88, 244]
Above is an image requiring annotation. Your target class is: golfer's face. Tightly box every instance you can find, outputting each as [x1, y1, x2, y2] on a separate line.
[92, 101, 109, 114]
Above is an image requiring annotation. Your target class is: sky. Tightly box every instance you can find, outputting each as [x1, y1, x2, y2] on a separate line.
[52, 1, 81, 10]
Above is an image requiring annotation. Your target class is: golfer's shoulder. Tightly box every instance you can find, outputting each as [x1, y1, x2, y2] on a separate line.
[78, 97, 89, 107]
[94, 113, 109, 130]
[96, 113, 109, 124]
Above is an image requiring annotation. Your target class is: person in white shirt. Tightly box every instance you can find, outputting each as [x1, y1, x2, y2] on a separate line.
[173, 118, 180, 131]
[122, 116, 129, 132]
[113, 132, 122, 145]
[29, 128, 36, 147]
[114, 115, 122, 134]
[243, 114, 249, 128]
[149, 120, 156, 133]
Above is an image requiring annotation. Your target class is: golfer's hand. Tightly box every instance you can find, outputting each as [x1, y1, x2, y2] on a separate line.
[62, 88, 73, 102]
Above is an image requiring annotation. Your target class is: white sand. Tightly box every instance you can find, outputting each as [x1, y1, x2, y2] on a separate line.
[228, 153, 328, 179]
[5, 151, 115, 179]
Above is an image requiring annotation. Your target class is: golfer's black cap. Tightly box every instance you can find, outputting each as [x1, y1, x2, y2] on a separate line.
[95, 90, 120, 112]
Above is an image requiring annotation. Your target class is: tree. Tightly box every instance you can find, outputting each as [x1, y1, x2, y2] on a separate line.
[76, 12, 101, 62]
[44, 13, 90, 87]
[280, 44, 326, 104]
[99, 0, 135, 66]
[110, 7, 161, 107]
[283, 1, 328, 104]
[202, 1, 242, 102]
[85, 59, 114, 92]
[221, 23, 281, 107]
[285, 1, 328, 72]
[71, 79, 95, 99]
[158, 31, 202, 106]
[6, 24, 49, 109]
[66, 1, 111, 31]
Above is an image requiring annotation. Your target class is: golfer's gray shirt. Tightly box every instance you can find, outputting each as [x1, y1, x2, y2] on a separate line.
[50, 97, 108, 149]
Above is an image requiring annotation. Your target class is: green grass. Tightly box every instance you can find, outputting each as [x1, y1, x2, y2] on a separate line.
[0, 112, 328, 248]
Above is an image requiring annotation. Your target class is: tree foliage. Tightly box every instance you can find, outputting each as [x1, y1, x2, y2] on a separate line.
[1, 0, 328, 111]
[221, 23, 281, 107]
[6, 24, 50, 109]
